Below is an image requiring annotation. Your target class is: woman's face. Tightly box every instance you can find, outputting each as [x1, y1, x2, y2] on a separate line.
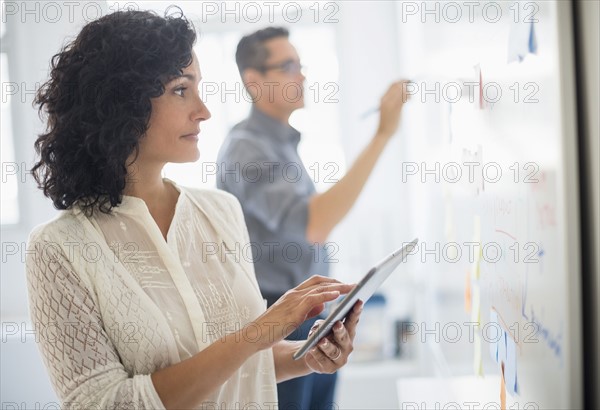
[136, 51, 211, 166]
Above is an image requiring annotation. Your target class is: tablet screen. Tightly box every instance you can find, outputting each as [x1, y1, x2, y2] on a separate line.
[292, 238, 418, 360]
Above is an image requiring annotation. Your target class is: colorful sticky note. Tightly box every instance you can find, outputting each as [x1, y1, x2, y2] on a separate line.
[471, 285, 481, 325]
[465, 270, 472, 313]
[472, 242, 482, 280]
[528, 21, 538, 54]
[498, 330, 508, 369]
[500, 364, 507, 410]
[508, 20, 538, 63]
[489, 310, 499, 362]
[474, 333, 483, 376]
[474, 64, 484, 109]
[505, 336, 519, 395]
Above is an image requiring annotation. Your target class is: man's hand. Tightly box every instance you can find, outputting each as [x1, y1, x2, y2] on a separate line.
[376, 80, 411, 139]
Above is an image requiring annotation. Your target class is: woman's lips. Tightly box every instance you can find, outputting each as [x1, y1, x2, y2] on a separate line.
[181, 133, 199, 141]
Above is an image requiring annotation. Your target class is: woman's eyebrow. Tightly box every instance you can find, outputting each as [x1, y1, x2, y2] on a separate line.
[172, 73, 200, 83]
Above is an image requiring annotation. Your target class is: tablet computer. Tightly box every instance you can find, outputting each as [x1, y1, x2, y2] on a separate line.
[292, 238, 419, 360]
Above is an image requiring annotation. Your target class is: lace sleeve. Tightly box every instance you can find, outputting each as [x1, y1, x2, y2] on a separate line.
[25, 232, 166, 410]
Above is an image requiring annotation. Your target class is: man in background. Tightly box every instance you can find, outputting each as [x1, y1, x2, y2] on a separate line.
[217, 27, 409, 409]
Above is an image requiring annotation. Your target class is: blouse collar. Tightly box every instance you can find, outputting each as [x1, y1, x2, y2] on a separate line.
[113, 177, 184, 215]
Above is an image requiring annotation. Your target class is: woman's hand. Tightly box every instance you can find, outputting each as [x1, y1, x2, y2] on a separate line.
[247, 276, 355, 352]
[303, 300, 363, 373]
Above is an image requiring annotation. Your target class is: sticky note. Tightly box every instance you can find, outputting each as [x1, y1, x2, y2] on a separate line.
[505, 336, 519, 395]
[472, 242, 482, 280]
[498, 330, 508, 368]
[471, 285, 481, 325]
[472, 216, 482, 279]
[508, 20, 538, 63]
[474, 333, 483, 376]
[489, 310, 499, 362]
[500, 364, 507, 410]
[465, 270, 472, 313]
[528, 21, 538, 54]
[474, 64, 484, 109]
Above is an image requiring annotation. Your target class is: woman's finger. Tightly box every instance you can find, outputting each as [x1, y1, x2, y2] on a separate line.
[303, 283, 355, 298]
[343, 301, 363, 340]
[307, 349, 328, 373]
[295, 275, 341, 291]
[308, 320, 324, 337]
[317, 336, 343, 363]
[309, 344, 337, 371]
[302, 289, 341, 312]
[330, 321, 352, 353]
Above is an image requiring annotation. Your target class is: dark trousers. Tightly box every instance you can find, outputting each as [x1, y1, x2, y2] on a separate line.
[265, 294, 338, 410]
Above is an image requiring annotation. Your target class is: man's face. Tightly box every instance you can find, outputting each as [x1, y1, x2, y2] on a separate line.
[256, 37, 306, 114]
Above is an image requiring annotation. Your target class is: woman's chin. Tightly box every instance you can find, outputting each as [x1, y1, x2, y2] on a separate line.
[172, 150, 201, 163]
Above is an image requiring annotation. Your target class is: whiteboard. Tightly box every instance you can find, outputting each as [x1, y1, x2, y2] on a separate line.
[396, 1, 582, 408]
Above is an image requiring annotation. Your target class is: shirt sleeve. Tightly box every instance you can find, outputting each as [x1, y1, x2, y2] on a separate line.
[218, 136, 310, 243]
[25, 231, 166, 409]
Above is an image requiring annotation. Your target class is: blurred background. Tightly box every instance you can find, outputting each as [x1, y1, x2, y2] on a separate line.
[1, 1, 598, 409]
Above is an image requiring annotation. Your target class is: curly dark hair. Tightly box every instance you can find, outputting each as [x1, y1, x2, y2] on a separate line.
[32, 6, 197, 216]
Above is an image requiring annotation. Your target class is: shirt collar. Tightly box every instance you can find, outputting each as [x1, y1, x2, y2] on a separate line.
[112, 178, 184, 215]
[247, 106, 301, 147]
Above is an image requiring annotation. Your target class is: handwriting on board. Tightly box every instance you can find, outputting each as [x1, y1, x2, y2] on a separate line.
[489, 309, 519, 395]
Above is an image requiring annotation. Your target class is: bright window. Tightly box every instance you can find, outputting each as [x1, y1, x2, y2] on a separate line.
[106, 1, 344, 190]
[1, 21, 19, 225]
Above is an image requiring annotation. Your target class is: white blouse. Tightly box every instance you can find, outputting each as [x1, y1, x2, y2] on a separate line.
[25, 179, 277, 409]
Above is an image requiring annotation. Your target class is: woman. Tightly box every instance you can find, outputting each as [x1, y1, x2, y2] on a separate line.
[27, 7, 361, 409]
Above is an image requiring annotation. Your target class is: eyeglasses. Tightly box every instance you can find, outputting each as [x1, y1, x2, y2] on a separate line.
[260, 60, 306, 76]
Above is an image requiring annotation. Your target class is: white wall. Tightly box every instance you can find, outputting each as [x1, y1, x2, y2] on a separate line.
[1, 1, 111, 405]
[1, 0, 111, 318]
